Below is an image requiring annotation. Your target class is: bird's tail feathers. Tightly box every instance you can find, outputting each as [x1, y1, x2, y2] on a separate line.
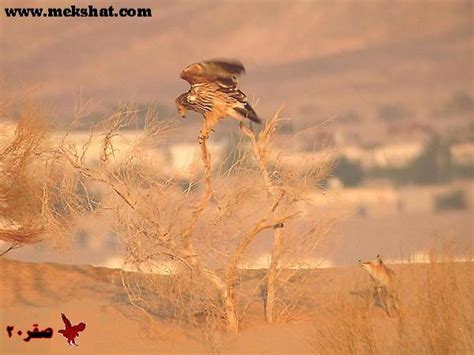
[233, 103, 262, 124]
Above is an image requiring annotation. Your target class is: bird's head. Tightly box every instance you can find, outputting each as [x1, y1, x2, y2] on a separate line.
[175, 94, 188, 118]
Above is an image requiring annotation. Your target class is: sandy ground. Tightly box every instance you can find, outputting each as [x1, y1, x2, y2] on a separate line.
[0, 258, 316, 354]
[1, 258, 473, 354]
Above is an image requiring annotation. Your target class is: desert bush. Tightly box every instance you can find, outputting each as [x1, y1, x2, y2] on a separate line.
[49, 104, 333, 344]
[310, 251, 474, 354]
[0, 99, 92, 255]
[310, 294, 379, 354]
[396, 253, 473, 354]
[1, 96, 333, 348]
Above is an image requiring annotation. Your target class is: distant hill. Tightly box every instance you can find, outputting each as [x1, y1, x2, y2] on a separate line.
[1, 0, 472, 142]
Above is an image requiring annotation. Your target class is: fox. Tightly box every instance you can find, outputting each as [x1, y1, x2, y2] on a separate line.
[358, 255, 399, 316]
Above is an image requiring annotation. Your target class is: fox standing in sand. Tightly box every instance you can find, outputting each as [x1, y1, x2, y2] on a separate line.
[175, 59, 261, 143]
[359, 255, 399, 316]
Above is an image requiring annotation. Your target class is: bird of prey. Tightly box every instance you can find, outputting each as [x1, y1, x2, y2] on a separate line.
[58, 313, 86, 346]
[175, 59, 261, 143]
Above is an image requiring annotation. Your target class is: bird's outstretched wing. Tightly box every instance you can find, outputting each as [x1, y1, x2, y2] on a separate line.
[180, 59, 245, 88]
[72, 322, 86, 333]
[61, 313, 72, 329]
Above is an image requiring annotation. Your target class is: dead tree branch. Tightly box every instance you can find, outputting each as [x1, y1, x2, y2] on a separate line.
[239, 108, 289, 323]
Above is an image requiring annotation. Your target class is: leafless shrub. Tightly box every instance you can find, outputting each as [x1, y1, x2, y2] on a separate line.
[52, 104, 332, 344]
[310, 294, 379, 354]
[1, 96, 334, 350]
[396, 251, 474, 354]
[239, 113, 334, 323]
[0, 98, 91, 254]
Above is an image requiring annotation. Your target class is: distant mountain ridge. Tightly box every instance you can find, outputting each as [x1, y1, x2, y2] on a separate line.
[1, 0, 472, 132]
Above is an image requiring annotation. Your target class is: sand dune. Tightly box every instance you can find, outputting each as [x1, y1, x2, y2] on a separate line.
[1, 257, 472, 354]
[0, 258, 315, 354]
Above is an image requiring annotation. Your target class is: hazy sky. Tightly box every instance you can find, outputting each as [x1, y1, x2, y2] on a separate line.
[1, 0, 472, 125]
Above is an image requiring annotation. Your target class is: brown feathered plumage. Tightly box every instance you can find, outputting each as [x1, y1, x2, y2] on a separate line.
[175, 59, 261, 141]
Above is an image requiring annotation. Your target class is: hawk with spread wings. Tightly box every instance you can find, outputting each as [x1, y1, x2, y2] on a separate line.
[58, 313, 86, 346]
[175, 59, 261, 142]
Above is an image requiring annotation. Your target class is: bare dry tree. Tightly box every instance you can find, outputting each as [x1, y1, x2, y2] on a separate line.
[239, 112, 334, 323]
[0, 99, 91, 255]
[57, 104, 329, 335]
[239, 115, 284, 323]
[1, 95, 334, 344]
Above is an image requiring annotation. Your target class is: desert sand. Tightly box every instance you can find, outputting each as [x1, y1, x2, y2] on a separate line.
[1, 257, 473, 354]
[1, 258, 316, 354]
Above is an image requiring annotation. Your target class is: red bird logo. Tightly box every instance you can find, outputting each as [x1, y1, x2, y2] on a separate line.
[58, 313, 86, 346]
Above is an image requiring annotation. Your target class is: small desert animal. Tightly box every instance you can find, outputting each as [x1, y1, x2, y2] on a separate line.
[175, 59, 261, 143]
[359, 255, 399, 316]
